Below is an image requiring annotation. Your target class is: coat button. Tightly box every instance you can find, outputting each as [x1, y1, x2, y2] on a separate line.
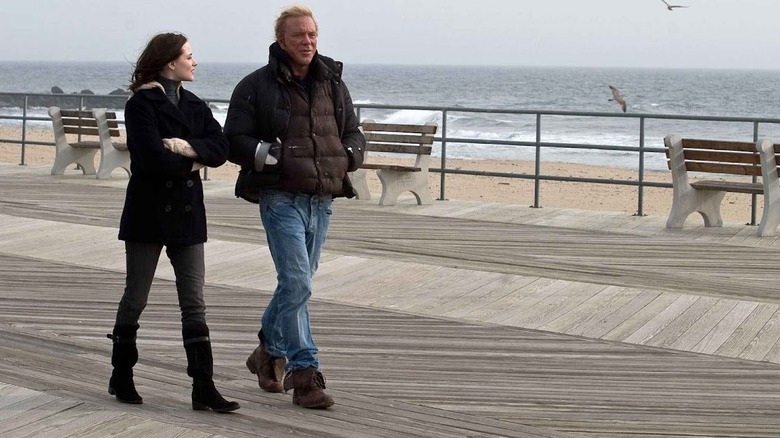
[186, 180, 194, 188]
[164, 204, 172, 212]
[165, 181, 173, 188]
[184, 205, 192, 212]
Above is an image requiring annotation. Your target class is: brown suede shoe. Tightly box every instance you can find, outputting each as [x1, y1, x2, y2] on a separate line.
[245, 344, 285, 393]
[283, 367, 334, 409]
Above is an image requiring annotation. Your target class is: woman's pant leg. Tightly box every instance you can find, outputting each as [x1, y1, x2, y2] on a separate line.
[115, 241, 163, 326]
[166, 243, 207, 326]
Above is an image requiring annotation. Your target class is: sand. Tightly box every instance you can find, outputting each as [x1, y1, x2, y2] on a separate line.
[0, 126, 762, 223]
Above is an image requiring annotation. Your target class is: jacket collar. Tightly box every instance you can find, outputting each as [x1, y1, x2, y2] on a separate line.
[134, 81, 193, 131]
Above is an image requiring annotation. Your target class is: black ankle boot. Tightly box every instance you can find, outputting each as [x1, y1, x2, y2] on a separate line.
[191, 378, 241, 413]
[107, 324, 143, 404]
[183, 322, 240, 413]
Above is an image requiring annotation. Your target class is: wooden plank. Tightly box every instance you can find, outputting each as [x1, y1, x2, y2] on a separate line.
[361, 122, 438, 135]
[61, 117, 98, 128]
[364, 132, 435, 145]
[575, 289, 661, 338]
[738, 309, 780, 361]
[689, 180, 763, 194]
[691, 301, 759, 354]
[680, 138, 757, 152]
[682, 149, 760, 165]
[604, 294, 692, 343]
[685, 161, 763, 176]
[643, 296, 720, 348]
[513, 282, 609, 330]
[63, 126, 100, 136]
[715, 303, 778, 357]
[59, 110, 94, 118]
[361, 163, 421, 172]
[365, 143, 433, 154]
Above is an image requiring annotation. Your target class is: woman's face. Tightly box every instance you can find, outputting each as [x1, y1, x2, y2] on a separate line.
[164, 42, 197, 82]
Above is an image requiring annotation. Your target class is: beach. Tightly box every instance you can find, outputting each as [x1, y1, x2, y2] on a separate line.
[0, 126, 762, 223]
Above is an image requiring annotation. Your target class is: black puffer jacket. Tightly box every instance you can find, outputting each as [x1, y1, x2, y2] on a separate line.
[223, 43, 365, 202]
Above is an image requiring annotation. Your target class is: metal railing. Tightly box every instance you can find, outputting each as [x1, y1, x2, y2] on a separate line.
[3, 92, 780, 221]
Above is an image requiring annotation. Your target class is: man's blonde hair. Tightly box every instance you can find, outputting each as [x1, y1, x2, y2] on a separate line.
[274, 5, 318, 41]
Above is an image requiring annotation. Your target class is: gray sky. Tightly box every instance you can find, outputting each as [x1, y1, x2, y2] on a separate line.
[1, 0, 777, 69]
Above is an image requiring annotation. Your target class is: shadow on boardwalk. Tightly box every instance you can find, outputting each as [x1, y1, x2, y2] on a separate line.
[0, 163, 779, 437]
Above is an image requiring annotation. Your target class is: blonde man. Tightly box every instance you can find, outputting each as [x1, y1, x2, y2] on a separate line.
[224, 5, 365, 409]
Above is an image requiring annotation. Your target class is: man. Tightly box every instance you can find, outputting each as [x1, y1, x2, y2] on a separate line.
[223, 5, 364, 409]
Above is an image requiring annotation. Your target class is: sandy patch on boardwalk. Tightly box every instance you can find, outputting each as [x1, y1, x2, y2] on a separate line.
[0, 126, 762, 223]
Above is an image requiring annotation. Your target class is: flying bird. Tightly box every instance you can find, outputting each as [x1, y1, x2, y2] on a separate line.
[608, 85, 627, 113]
[661, 0, 688, 11]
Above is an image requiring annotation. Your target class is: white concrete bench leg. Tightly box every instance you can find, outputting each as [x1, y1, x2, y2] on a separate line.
[376, 169, 433, 206]
[96, 146, 131, 179]
[51, 146, 97, 176]
[665, 133, 723, 228]
[49, 106, 97, 176]
[758, 138, 780, 236]
[349, 168, 371, 200]
[93, 109, 131, 180]
[667, 188, 725, 228]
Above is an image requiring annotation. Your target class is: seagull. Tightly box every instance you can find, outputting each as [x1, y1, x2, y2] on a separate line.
[608, 85, 627, 113]
[661, 0, 688, 11]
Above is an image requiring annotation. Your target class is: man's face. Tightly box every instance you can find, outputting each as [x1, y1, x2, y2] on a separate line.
[279, 16, 318, 73]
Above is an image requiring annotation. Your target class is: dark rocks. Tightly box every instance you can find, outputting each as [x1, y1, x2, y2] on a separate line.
[1, 86, 130, 109]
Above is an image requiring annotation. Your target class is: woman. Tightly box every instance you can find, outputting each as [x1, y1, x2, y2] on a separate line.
[107, 32, 239, 413]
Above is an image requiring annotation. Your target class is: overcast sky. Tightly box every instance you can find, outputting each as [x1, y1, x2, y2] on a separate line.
[1, 0, 777, 69]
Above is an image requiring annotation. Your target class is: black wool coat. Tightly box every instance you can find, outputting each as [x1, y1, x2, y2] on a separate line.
[119, 85, 228, 245]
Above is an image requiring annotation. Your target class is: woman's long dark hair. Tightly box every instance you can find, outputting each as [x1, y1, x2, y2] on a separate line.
[129, 32, 188, 92]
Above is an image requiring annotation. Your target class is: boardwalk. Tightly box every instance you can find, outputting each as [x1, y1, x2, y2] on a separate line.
[1, 163, 780, 437]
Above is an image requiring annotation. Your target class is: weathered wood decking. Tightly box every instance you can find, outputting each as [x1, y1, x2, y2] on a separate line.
[1, 163, 780, 437]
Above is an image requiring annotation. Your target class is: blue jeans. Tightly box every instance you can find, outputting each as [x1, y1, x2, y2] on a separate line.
[258, 189, 332, 372]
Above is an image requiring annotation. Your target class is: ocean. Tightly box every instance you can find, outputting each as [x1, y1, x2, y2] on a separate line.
[2, 61, 780, 171]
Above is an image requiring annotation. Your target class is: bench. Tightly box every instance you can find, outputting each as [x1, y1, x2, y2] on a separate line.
[49, 107, 131, 179]
[350, 119, 438, 205]
[664, 134, 780, 236]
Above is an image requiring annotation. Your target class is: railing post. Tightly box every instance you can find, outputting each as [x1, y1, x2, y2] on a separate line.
[750, 121, 759, 225]
[20, 95, 28, 165]
[532, 113, 541, 208]
[439, 109, 448, 200]
[636, 117, 645, 216]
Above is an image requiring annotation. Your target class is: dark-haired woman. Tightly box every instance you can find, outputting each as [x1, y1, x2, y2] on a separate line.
[107, 32, 239, 413]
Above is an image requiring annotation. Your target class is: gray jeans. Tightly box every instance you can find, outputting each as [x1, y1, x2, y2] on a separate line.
[114, 242, 206, 327]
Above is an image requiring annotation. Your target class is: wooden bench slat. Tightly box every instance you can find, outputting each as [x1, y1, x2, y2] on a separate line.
[364, 132, 435, 145]
[681, 139, 757, 152]
[664, 149, 761, 165]
[690, 180, 763, 194]
[366, 143, 433, 155]
[361, 122, 438, 135]
[361, 164, 422, 172]
[61, 118, 99, 128]
[70, 141, 101, 149]
[63, 127, 101, 136]
[685, 161, 763, 176]
[59, 110, 94, 118]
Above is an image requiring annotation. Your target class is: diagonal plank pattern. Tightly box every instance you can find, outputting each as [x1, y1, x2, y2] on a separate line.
[1, 163, 780, 436]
